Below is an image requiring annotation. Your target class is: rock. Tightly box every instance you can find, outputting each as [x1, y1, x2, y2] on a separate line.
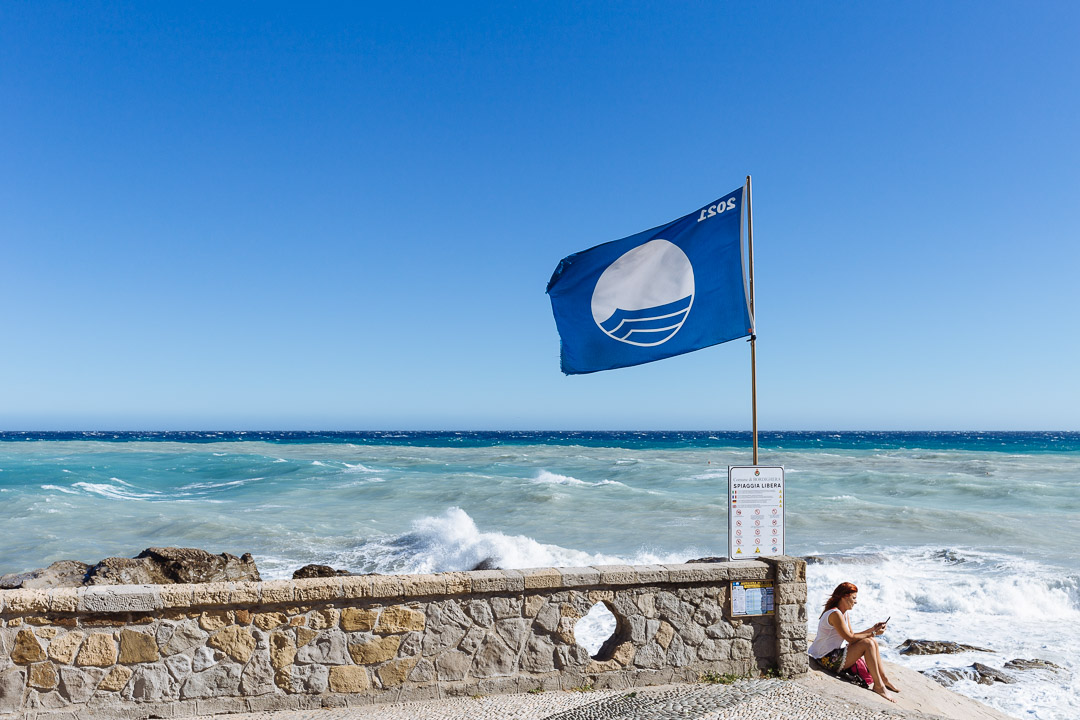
[409, 658, 436, 683]
[922, 662, 1016, 686]
[898, 638, 994, 655]
[685, 556, 727, 564]
[931, 549, 967, 564]
[0, 561, 89, 589]
[119, 628, 160, 664]
[253, 612, 288, 631]
[328, 665, 369, 693]
[240, 652, 275, 696]
[296, 627, 318, 647]
[466, 601, 494, 627]
[309, 608, 339, 630]
[292, 564, 351, 579]
[164, 653, 193, 680]
[57, 667, 103, 703]
[348, 635, 400, 665]
[98, 665, 133, 692]
[471, 558, 500, 571]
[11, 630, 46, 664]
[28, 662, 58, 689]
[180, 662, 242, 699]
[162, 622, 208, 656]
[399, 631, 422, 657]
[495, 618, 528, 652]
[269, 632, 296, 670]
[294, 629, 349, 665]
[470, 635, 515, 677]
[0, 668, 27, 714]
[84, 547, 260, 585]
[208, 626, 256, 663]
[341, 608, 378, 632]
[126, 664, 176, 701]
[192, 647, 218, 672]
[376, 657, 418, 688]
[972, 663, 1015, 684]
[277, 664, 328, 694]
[435, 650, 471, 681]
[376, 606, 425, 634]
[1004, 658, 1063, 672]
[521, 635, 556, 673]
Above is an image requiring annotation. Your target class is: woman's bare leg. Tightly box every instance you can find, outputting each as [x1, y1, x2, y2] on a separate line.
[867, 638, 900, 692]
[843, 639, 894, 702]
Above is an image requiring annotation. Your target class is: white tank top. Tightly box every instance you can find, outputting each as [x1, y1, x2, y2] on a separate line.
[808, 608, 848, 658]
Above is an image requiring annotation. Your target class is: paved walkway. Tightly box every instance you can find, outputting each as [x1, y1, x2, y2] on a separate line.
[196, 679, 920, 720]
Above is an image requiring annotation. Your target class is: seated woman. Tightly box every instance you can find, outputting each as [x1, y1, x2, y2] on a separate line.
[807, 581, 899, 702]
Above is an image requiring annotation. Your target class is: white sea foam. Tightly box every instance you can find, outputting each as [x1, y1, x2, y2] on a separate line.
[532, 470, 626, 488]
[41, 484, 79, 495]
[70, 482, 162, 501]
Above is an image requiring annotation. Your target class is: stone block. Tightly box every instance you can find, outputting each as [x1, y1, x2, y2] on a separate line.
[230, 582, 261, 605]
[28, 661, 58, 689]
[294, 629, 349, 665]
[294, 578, 341, 602]
[591, 565, 637, 585]
[199, 610, 233, 631]
[119, 628, 160, 664]
[191, 583, 233, 606]
[57, 666, 103, 703]
[340, 576, 373, 599]
[208, 626, 256, 663]
[401, 574, 446, 596]
[408, 658, 435, 683]
[11, 629, 46, 664]
[441, 572, 470, 595]
[47, 631, 85, 665]
[777, 602, 806, 627]
[375, 657, 417, 688]
[159, 584, 195, 609]
[368, 575, 404, 598]
[776, 583, 807, 604]
[269, 632, 296, 670]
[162, 621, 208, 655]
[520, 568, 562, 590]
[0, 668, 27, 714]
[523, 594, 546, 618]
[98, 664, 133, 692]
[3, 589, 50, 614]
[557, 567, 601, 588]
[125, 663, 177, 701]
[193, 646, 218, 672]
[340, 608, 378, 632]
[656, 621, 675, 650]
[725, 562, 769, 581]
[309, 608, 340, 630]
[435, 650, 470, 681]
[80, 585, 162, 613]
[260, 581, 296, 604]
[466, 600, 493, 626]
[470, 634, 515, 678]
[296, 626, 318, 647]
[520, 634, 556, 673]
[75, 633, 117, 667]
[633, 565, 667, 584]
[239, 652, 275, 696]
[328, 665, 369, 693]
[491, 596, 522, 619]
[468, 570, 523, 593]
[48, 588, 79, 613]
[253, 612, 288, 631]
[375, 606, 425, 634]
[348, 635, 399, 665]
[180, 662, 241, 699]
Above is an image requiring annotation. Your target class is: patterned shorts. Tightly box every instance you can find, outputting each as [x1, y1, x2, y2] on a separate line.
[816, 646, 848, 673]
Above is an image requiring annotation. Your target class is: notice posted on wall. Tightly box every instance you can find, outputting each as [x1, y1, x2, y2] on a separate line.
[731, 580, 775, 616]
[728, 465, 785, 558]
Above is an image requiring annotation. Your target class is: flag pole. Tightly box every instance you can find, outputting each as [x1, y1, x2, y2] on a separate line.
[746, 175, 758, 465]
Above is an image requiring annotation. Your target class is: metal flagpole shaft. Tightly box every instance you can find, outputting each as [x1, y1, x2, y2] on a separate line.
[746, 175, 758, 465]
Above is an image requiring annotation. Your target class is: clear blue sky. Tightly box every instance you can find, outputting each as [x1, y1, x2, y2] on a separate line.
[2, 1, 1077, 430]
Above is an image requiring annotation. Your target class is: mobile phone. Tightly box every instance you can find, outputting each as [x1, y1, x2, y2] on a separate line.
[882, 616, 890, 625]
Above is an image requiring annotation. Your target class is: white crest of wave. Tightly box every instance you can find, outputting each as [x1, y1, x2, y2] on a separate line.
[71, 482, 161, 501]
[350, 507, 686, 576]
[531, 470, 626, 488]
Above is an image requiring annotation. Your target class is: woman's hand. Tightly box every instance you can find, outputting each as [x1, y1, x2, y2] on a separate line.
[870, 621, 887, 636]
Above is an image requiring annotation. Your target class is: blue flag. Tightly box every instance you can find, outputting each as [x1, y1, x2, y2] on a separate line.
[547, 186, 753, 375]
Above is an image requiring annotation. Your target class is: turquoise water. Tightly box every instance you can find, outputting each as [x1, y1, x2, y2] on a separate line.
[1, 431, 1077, 717]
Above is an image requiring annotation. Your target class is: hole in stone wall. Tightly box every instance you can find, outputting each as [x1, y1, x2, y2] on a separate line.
[574, 602, 617, 657]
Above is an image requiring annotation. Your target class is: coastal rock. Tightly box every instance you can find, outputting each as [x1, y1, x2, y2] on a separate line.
[470, 558, 501, 571]
[0, 561, 89, 589]
[86, 547, 260, 585]
[922, 662, 1016, 686]
[897, 638, 993, 655]
[1004, 658, 1063, 672]
[292, 564, 351, 579]
[686, 556, 727, 564]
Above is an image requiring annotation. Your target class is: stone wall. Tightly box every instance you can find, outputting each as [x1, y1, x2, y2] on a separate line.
[0, 557, 808, 718]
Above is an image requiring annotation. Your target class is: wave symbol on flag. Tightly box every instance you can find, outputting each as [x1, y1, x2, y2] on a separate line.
[591, 239, 695, 347]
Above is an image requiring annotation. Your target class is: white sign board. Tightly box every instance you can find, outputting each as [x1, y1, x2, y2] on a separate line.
[728, 466, 785, 558]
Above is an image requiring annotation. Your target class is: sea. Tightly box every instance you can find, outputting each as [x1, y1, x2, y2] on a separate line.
[0, 430, 1077, 719]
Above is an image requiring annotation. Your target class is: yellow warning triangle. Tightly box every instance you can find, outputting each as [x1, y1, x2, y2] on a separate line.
[735, 548, 742, 554]
[754, 548, 761, 553]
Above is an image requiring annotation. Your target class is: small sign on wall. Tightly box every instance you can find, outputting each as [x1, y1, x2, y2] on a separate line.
[730, 580, 775, 617]
[728, 465, 785, 558]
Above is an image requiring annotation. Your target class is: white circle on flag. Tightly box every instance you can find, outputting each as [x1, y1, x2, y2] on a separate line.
[591, 239, 694, 347]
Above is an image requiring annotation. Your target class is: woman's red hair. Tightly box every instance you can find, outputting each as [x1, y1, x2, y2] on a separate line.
[822, 582, 858, 615]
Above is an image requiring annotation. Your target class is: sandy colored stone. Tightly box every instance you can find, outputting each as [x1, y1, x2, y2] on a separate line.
[253, 612, 288, 631]
[376, 657, 417, 688]
[12, 629, 47, 664]
[191, 582, 232, 606]
[199, 610, 232, 631]
[309, 608, 339, 630]
[294, 577, 341, 602]
[7, 618, 23, 626]
[75, 633, 117, 667]
[269, 632, 296, 670]
[348, 635, 400, 665]
[260, 581, 295, 604]
[341, 575, 372, 599]
[28, 661, 58, 689]
[4, 589, 50, 614]
[118, 628, 160, 664]
[208, 625, 256, 663]
[524, 594, 546, 617]
[230, 582, 261, 604]
[97, 664, 133, 692]
[340, 608, 378, 632]
[159, 584, 195, 609]
[48, 631, 85, 664]
[36, 627, 59, 639]
[235, 609, 252, 625]
[587, 641, 635, 672]
[296, 627, 318, 648]
[49, 588, 79, 613]
[442, 572, 470, 595]
[328, 665, 370, 693]
[375, 606, 425, 634]
[289, 615, 304, 626]
[656, 621, 675, 650]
